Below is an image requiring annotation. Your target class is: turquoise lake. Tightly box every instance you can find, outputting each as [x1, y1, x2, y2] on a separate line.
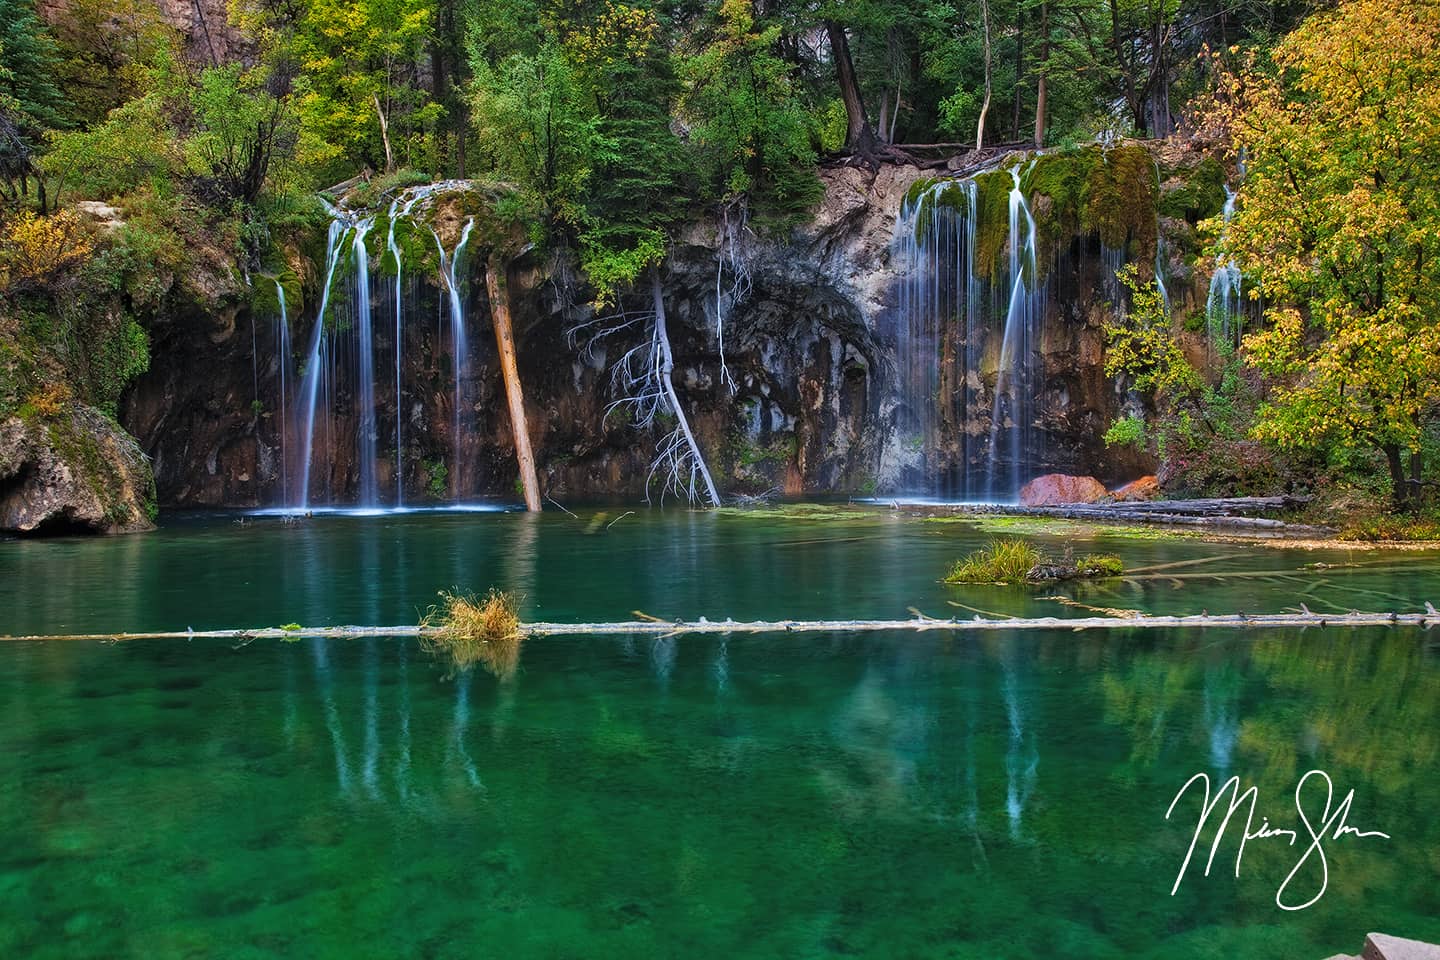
[2, 509, 1437, 957]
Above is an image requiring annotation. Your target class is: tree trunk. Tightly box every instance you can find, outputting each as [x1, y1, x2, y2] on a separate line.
[373, 94, 395, 174]
[976, 0, 993, 150]
[487, 256, 542, 512]
[1385, 444, 1409, 510]
[652, 268, 721, 507]
[1012, 5, 1024, 142]
[1034, 1, 1049, 147]
[824, 21, 877, 155]
[1108, 0, 1144, 135]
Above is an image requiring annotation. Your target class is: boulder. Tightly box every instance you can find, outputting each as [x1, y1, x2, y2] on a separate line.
[0, 406, 156, 535]
[1018, 473, 1108, 506]
[1112, 475, 1161, 501]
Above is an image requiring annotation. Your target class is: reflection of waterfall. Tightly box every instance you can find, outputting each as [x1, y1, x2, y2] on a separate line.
[396, 639, 413, 802]
[1203, 664, 1241, 775]
[449, 672, 483, 789]
[1001, 640, 1038, 838]
[309, 638, 353, 795]
[362, 637, 381, 798]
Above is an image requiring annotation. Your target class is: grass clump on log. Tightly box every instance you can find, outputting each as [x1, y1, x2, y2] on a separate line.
[946, 539, 1045, 584]
[945, 538, 1124, 584]
[421, 588, 523, 679]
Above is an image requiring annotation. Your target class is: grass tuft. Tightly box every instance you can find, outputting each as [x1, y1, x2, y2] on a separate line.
[946, 539, 1045, 584]
[421, 588, 524, 679]
[945, 539, 1124, 584]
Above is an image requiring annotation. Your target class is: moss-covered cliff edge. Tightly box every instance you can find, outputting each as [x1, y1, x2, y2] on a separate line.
[4, 139, 1234, 528]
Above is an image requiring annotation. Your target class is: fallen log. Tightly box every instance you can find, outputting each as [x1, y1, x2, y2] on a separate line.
[910, 500, 1330, 535]
[4, 606, 1437, 643]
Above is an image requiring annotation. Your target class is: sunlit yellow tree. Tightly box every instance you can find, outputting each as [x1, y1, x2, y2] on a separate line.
[1207, 0, 1440, 507]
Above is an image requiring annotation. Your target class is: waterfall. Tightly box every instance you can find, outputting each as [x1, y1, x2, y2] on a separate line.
[281, 183, 494, 512]
[353, 219, 378, 507]
[1206, 186, 1242, 346]
[385, 189, 429, 506]
[986, 163, 1045, 500]
[434, 219, 475, 499]
[274, 280, 292, 500]
[894, 162, 1048, 501]
[386, 199, 405, 507]
[297, 212, 352, 510]
[1154, 235, 1171, 316]
[893, 179, 983, 498]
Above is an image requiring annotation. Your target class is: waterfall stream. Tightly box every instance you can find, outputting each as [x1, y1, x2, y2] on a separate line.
[986, 163, 1045, 500]
[281, 187, 481, 511]
[894, 163, 1048, 502]
[1207, 186, 1243, 345]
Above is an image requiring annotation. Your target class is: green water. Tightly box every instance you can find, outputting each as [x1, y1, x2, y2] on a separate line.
[2, 511, 1439, 958]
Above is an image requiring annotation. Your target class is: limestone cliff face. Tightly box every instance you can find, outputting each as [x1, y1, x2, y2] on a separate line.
[38, 0, 250, 64]
[122, 151, 1202, 509]
[0, 406, 155, 534]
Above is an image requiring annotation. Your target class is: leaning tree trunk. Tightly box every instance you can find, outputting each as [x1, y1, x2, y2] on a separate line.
[825, 21, 877, 156]
[487, 255, 542, 512]
[976, 0, 994, 150]
[652, 267, 721, 507]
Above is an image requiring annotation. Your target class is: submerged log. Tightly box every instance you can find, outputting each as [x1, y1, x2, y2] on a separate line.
[6, 606, 1437, 643]
[913, 497, 1327, 535]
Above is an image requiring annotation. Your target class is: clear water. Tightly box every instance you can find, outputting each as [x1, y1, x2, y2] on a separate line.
[2, 511, 1438, 958]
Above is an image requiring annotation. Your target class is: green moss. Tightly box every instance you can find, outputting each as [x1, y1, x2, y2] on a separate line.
[972, 170, 1013, 281]
[1083, 144, 1159, 259]
[1158, 156, 1227, 223]
[1022, 146, 1103, 271]
[1075, 553, 1124, 577]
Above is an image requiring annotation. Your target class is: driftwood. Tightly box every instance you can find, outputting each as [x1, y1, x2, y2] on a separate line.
[4, 606, 1437, 644]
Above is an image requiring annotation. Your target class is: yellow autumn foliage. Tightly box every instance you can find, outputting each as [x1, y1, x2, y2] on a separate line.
[1202, 0, 1440, 496]
[0, 210, 95, 293]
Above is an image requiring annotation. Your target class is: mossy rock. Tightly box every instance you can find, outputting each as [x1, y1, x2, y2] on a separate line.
[0, 404, 156, 534]
[1158, 156, 1228, 224]
[972, 170, 1014, 282]
[1022, 146, 1103, 270]
[1082, 144, 1160, 260]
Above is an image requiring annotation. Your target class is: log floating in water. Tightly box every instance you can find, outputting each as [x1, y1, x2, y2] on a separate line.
[3, 607, 1437, 643]
[910, 497, 1329, 534]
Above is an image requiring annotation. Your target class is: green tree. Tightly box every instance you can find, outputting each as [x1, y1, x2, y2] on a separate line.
[0, 0, 67, 207]
[1208, 0, 1440, 507]
[291, 0, 439, 179]
[679, 0, 821, 225]
[187, 64, 296, 206]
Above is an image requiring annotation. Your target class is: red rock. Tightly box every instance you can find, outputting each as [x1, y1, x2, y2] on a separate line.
[1111, 475, 1161, 502]
[1018, 474, 1108, 506]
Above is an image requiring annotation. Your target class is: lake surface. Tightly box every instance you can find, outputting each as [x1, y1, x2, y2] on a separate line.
[2, 509, 1438, 957]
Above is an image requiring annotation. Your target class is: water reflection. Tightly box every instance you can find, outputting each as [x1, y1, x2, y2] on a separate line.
[0, 627, 1436, 956]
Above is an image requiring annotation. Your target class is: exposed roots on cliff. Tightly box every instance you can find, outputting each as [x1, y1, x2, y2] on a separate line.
[570, 266, 722, 507]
